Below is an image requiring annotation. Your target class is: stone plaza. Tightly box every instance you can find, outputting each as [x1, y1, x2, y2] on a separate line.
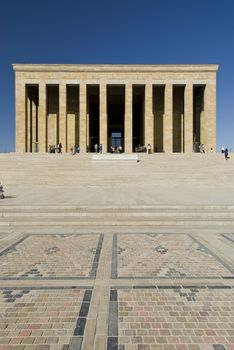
[0, 152, 234, 350]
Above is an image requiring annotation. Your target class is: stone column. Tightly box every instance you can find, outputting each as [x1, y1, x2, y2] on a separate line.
[79, 84, 87, 153]
[181, 113, 184, 152]
[164, 84, 173, 152]
[184, 84, 193, 153]
[59, 84, 67, 152]
[204, 83, 216, 152]
[67, 87, 78, 152]
[15, 79, 26, 152]
[67, 114, 76, 151]
[26, 96, 31, 152]
[47, 114, 57, 147]
[38, 84, 46, 152]
[100, 84, 107, 153]
[86, 113, 90, 150]
[32, 101, 37, 150]
[144, 84, 154, 150]
[200, 109, 205, 146]
[125, 84, 132, 153]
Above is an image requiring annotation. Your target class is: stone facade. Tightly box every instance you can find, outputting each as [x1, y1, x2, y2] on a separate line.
[13, 64, 218, 153]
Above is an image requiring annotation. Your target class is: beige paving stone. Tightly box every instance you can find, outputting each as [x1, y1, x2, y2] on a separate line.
[93, 334, 106, 350]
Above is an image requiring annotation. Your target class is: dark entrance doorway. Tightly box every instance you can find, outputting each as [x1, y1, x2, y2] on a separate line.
[87, 85, 99, 152]
[107, 85, 125, 152]
[133, 86, 144, 151]
[193, 85, 205, 152]
[110, 132, 123, 149]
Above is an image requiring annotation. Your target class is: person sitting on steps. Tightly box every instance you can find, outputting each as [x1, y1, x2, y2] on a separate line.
[0, 182, 5, 199]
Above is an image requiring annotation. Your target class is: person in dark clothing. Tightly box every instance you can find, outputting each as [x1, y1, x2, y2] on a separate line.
[57, 143, 62, 153]
[224, 148, 229, 160]
[0, 182, 5, 199]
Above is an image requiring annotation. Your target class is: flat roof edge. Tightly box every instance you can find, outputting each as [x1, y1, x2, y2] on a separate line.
[12, 64, 219, 73]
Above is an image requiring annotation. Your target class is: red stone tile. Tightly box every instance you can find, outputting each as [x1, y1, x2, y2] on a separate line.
[226, 346, 234, 350]
[205, 330, 216, 336]
[176, 345, 188, 350]
[28, 324, 41, 330]
[19, 331, 31, 337]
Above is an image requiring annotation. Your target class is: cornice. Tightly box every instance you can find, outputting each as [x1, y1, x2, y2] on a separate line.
[12, 64, 219, 73]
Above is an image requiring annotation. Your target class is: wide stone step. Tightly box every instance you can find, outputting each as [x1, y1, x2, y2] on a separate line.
[1, 218, 234, 226]
[1, 205, 234, 212]
[92, 154, 138, 161]
[1, 211, 234, 218]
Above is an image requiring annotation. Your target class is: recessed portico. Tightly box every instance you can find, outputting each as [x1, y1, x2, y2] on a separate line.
[13, 64, 218, 153]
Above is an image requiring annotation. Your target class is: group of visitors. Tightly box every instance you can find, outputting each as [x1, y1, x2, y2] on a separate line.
[71, 145, 80, 155]
[110, 145, 123, 153]
[199, 144, 230, 159]
[135, 144, 152, 154]
[44, 141, 232, 160]
[48, 145, 56, 153]
[199, 144, 215, 153]
[48, 143, 62, 153]
[198, 143, 206, 153]
[0, 182, 5, 199]
[94, 144, 103, 153]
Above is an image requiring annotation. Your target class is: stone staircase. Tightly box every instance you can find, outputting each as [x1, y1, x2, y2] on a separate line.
[1, 205, 234, 229]
[0, 153, 234, 230]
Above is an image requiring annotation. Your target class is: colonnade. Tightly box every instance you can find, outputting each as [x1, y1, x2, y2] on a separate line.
[16, 82, 216, 153]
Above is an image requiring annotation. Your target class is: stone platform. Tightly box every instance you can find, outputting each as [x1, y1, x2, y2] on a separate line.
[0, 153, 234, 207]
[92, 154, 138, 161]
[0, 154, 233, 350]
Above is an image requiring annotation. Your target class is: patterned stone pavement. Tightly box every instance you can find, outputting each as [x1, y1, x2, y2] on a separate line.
[0, 234, 103, 279]
[112, 234, 234, 279]
[0, 231, 233, 350]
[108, 286, 234, 350]
[222, 234, 234, 244]
[0, 287, 92, 350]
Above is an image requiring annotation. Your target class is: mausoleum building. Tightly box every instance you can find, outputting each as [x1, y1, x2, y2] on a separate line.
[13, 64, 218, 153]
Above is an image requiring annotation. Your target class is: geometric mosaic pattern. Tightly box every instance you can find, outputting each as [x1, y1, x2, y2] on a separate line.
[222, 233, 234, 243]
[112, 234, 234, 279]
[0, 287, 92, 350]
[108, 286, 234, 350]
[0, 231, 233, 350]
[0, 234, 103, 279]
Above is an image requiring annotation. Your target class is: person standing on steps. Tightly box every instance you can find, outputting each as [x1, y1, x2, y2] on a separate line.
[57, 142, 62, 153]
[147, 144, 151, 154]
[224, 148, 229, 160]
[199, 143, 205, 153]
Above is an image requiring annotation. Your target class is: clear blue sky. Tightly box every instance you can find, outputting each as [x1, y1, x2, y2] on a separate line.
[0, 0, 233, 152]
